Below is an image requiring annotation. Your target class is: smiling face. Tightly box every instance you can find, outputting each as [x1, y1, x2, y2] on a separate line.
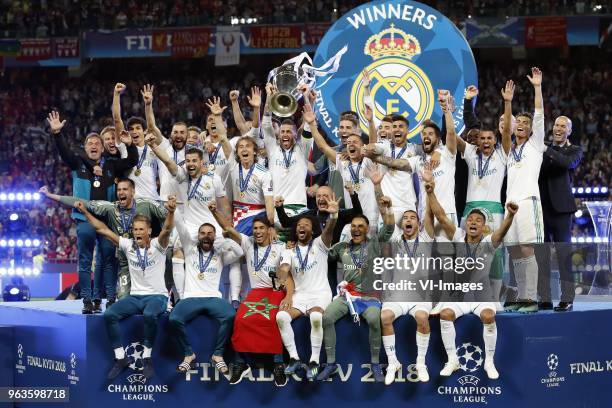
[279, 123, 296, 149]
[236, 138, 256, 166]
[102, 131, 117, 155]
[339, 119, 359, 146]
[401, 210, 419, 239]
[478, 130, 496, 156]
[466, 212, 486, 240]
[391, 120, 408, 146]
[206, 115, 217, 137]
[553, 116, 572, 145]
[197, 224, 216, 252]
[346, 135, 363, 161]
[85, 136, 103, 161]
[295, 218, 314, 244]
[378, 119, 392, 140]
[128, 123, 145, 145]
[315, 186, 333, 211]
[421, 126, 439, 154]
[252, 220, 270, 245]
[185, 152, 203, 178]
[171, 123, 187, 150]
[116, 180, 135, 208]
[132, 219, 152, 248]
[187, 129, 199, 145]
[350, 216, 369, 244]
[515, 115, 532, 142]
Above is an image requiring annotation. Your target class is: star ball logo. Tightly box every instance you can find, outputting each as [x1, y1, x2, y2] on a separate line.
[17, 343, 23, 359]
[541, 353, 565, 388]
[314, 0, 477, 143]
[437, 342, 501, 404]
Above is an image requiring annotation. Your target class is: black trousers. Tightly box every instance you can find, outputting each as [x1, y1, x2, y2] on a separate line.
[536, 210, 575, 302]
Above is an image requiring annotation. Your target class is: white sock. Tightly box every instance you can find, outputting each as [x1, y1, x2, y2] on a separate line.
[524, 255, 538, 300]
[483, 322, 497, 361]
[143, 346, 152, 359]
[382, 335, 398, 364]
[276, 311, 299, 360]
[309, 312, 323, 363]
[416, 332, 430, 365]
[172, 258, 185, 299]
[512, 258, 528, 299]
[490, 279, 502, 302]
[440, 320, 457, 361]
[114, 347, 125, 360]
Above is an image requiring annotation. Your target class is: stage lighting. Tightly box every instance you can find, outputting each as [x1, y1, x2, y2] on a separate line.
[24, 239, 31, 246]
[577, 187, 584, 194]
[24, 193, 32, 200]
[0, 193, 6, 200]
[8, 239, 15, 247]
[0, 240, 6, 247]
[16, 193, 23, 201]
[33, 239, 41, 247]
[0, 268, 6, 276]
[24, 267, 32, 276]
[33, 192, 41, 200]
[33, 268, 41, 276]
[8, 268, 15, 275]
[16, 239, 23, 247]
[593, 187, 600, 194]
[574, 210, 583, 218]
[7, 193, 15, 200]
[9, 213, 18, 221]
[585, 187, 592, 194]
[602, 187, 609, 194]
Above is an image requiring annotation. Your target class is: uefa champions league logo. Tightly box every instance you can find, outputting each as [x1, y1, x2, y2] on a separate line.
[457, 343, 484, 373]
[70, 353, 77, 370]
[17, 343, 23, 359]
[124, 342, 145, 371]
[547, 354, 559, 371]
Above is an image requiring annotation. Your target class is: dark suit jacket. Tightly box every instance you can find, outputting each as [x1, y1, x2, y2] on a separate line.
[538, 143, 582, 214]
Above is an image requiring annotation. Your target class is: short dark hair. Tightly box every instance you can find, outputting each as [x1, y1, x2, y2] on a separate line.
[116, 178, 135, 189]
[381, 115, 394, 123]
[391, 114, 409, 127]
[187, 126, 201, 133]
[351, 214, 370, 225]
[100, 126, 116, 138]
[173, 121, 188, 129]
[84, 133, 102, 145]
[252, 216, 273, 229]
[185, 147, 204, 159]
[516, 112, 533, 123]
[199, 223, 216, 233]
[281, 119, 296, 128]
[340, 111, 359, 126]
[132, 214, 151, 227]
[292, 214, 322, 240]
[421, 120, 441, 138]
[467, 209, 487, 222]
[126, 117, 146, 130]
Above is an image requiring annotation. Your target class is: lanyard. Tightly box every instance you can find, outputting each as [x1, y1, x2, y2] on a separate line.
[134, 242, 148, 274]
[94, 157, 106, 183]
[119, 202, 136, 234]
[239, 165, 256, 193]
[465, 239, 482, 261]
[198, 248, 215, 273]
[137, 145, 148, 170]
[296, 241, 314, 273]
[254, 244, 272, 271]
[187, 175, 203, 201]
[402, 236, 419, 258]
[349, 241, 366, 269]
[511, 141, 526, 163]
[477, 151, 493, 179]
[209, 143, 222, 165]
[173, 149, 185, 166]
[348, 160, 362, 185]
[282, 146, 295, 169]
[391, 143, 408, 159]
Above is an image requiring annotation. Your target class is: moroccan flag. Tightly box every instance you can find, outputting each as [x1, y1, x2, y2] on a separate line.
[231, 288, 284, 354]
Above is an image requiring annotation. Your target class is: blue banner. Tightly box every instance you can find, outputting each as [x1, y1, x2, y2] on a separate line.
[466, 17, 525, 47]
[313, 0, 478, 143]
[567, 16, 600, 45]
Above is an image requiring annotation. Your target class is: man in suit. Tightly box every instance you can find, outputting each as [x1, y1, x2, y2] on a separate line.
[537, 116, 582, 312]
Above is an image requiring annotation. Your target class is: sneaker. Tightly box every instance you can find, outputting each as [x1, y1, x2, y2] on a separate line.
[518, 300, 538, 314]
[484, 360, 499, 380]
[229, 363, 251, 385]
[503, 301, 522, 312]
[371, 363, 384, 382]
[92, 299, 102, 314]
[142, 357, 155, 379]
[316, 363, 339, 381]
[82, 299, 94, 315]
[416, 364, 430, 382]
[306, 361, 319, 381]
[440, 358, 460, 377]
[273, 363, 287, 387]
[107, 357, 130, 380]
[284, 358, 302, 375]
[385, 361, 401, 385]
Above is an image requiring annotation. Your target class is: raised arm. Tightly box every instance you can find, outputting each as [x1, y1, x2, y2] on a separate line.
[362, 69, 378, 144]
[274, 196, 294, 228]
[491, 202, 518, 247]
[75, 201, 119, 246]
[229, 90, 249, 136]
[463, 85, 481, 131]
[141, 84, 164, 145]
[320, 195, 340, 248]
[500, 80, 515, 155]
[440, 90, 457, 155]
[303, 104, 337, 163]
[208, 201, 241, 245]
[205, 96, 232, 159]
[112, 83, 126, 133]
[49, 111, 80, 170]
[145, 132, 178, 176]
[158, 196, 176, 249]
[112, 130, 139, 173]
[423, 167, 456, 239]
[527, 67, 545, 149]
[246, 86, 261, 130]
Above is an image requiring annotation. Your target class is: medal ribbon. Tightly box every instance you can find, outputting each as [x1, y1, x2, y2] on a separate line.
[296, 241, 314, 273]
[173, 149, 185, 166]
[282, 146, 295, 169]
[187, 175, 203, 201]
[119, 202, 136, 235]
[477, 151, 493, 179]
[348, 160, 362, 185]
[134, 242, 148, 273]
[349, 242, 366, 269]
[391, 143, 408, 159]
[511, 142, 526, 164]
[239, 165, 256, 194]
[402, 236, 419, 258]
[254, 244, 272, 272]
[198, 248, 215, 274]
[209, 143, 222, 166]
[136, 145, 148, 171]
[94, 157, 106, 184]
[465, 239, 482, 262]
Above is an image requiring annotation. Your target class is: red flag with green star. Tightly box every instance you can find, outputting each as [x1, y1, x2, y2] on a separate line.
[231, 288, 284, 353]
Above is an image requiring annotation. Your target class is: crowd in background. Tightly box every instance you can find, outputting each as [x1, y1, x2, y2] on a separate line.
[0, 58, 609, 262]
[0, 0, 610, 38]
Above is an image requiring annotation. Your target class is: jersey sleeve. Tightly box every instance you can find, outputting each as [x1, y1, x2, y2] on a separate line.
[261, 169, 274, 197]
[212, 174, 226, 198]
[461, 143, 477, 160]
[452, 228, 466, 243]
[532, 109, 546, 152]
[87, 200, 114, 219]
[482, 234, 497, 252]
[118, 237, 131, 254]
[314, 236, 330, 253]
[279, 248, 294, 269]
[328, 242, 342, 261]
[175, 166, 187, 183]
[407, 156, 420, 173]
[152, 237, 168, 253]
[239, 233, 252, 254]
[173, 212, 193, 247]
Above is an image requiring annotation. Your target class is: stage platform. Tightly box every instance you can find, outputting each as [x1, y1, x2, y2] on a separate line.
[0, 299, 611, 408]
